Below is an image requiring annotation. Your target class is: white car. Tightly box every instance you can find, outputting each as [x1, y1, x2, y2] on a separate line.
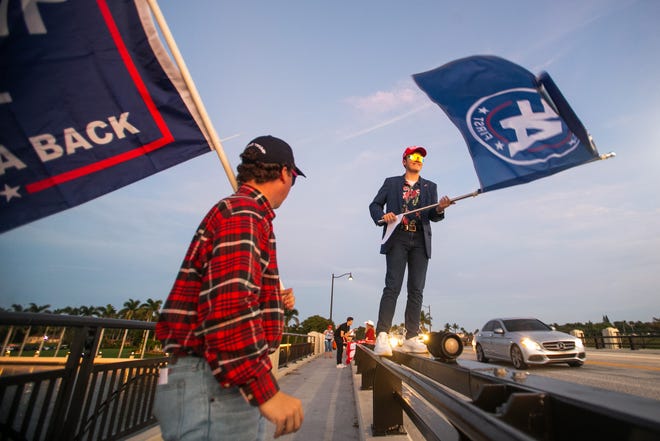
[474, 318, 586, 369]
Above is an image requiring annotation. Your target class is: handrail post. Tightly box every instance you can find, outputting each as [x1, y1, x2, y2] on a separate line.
[372, 361, 405, 436]
[355, 346, 376, 390]
[59, 325, 103, 440]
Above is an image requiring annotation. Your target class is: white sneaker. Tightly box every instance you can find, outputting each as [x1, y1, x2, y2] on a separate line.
[401, 336, 428, 353]
[336, 364, 346, 369]
[373, 332, 393, 356]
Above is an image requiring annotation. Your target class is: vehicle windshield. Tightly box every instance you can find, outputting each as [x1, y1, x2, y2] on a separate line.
[502, 319, 551, 332]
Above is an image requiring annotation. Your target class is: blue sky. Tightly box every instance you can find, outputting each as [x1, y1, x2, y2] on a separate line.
[1, 0, 659, 333]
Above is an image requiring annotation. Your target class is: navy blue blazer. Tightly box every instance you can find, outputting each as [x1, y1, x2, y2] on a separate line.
[369, 175, 444, 258]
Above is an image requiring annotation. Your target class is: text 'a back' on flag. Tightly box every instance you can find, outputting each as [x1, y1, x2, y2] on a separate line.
[0, 0, 212, 234]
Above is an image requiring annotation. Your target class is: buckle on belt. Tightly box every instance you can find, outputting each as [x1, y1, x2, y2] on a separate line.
[401, 224, 417, 232]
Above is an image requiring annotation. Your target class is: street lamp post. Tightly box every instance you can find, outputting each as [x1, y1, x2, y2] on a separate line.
[330, 272, 353, 323]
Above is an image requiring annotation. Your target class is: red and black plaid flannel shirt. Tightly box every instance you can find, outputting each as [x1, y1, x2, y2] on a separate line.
[156, 185, 284, 406]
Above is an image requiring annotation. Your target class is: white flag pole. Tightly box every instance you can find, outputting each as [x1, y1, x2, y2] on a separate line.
[146, 0, 238, 191]
[377, 190, 480, 226]
[146, 1, 296, 298]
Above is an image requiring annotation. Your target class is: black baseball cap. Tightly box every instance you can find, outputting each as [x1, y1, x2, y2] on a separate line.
[244, 135, 306, 177]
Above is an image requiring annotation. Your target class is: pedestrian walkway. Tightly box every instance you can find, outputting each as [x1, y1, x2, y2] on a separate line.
[126, 355, 367, 441]
[263, 356, 359, 441]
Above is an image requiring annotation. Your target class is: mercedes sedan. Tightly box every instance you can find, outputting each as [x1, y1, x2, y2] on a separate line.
[474, 318, 586, 369]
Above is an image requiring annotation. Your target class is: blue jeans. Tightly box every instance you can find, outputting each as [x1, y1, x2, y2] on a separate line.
[154, 356, 265, 441]
[324, 339, 333, 352]
[376, 230, 429, 339]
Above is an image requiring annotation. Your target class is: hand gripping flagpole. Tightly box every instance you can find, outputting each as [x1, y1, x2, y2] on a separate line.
[146, 0, 238, 192]
[377, 190, 480, 243]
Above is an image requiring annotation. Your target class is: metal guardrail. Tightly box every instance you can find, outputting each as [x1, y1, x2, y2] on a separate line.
[0, 312, 166, 441]
[278, 333, 315, 368]
[0, 313, 317, 441]
[354, 344, 660, 441]
[589, 334, 660, 350]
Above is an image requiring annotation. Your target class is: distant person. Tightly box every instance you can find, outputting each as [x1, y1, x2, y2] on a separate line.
[364, 320, 376, 343]
[345, 333, 356, 365]
[323, 325, 334, 358]
[154, 136, 306, 440]
[334, 317, 353, 368]
[369, 146, 452, 356]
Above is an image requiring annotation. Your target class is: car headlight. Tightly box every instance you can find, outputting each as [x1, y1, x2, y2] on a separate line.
[520, 337, 542, 351]
[575, 339, 584, 349]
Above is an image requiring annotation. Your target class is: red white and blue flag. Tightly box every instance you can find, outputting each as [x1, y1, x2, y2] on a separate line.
[0, 0, 212, 233]
[413, 55, 603, 193]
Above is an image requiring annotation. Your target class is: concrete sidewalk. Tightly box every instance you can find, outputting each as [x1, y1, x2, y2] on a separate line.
[263, 355, 360, 441]
[127, 354, 382, 441]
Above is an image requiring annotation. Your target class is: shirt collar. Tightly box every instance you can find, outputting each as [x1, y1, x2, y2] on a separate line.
[237, 184, 276, 221]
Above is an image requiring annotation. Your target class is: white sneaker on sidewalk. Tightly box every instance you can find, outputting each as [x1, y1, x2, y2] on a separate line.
[401, 336, 428, 353]
[336, 364, 346, 368]
[373, 332, 392, 356]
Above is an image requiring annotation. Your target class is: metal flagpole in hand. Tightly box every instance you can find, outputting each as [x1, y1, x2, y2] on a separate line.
[377, 190, 480, 244]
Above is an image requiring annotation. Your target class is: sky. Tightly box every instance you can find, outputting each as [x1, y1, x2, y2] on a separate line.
[1, 0, 659, 334]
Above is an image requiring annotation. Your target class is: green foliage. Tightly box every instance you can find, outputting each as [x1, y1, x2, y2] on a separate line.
[299, 315, 332, 334]
[5, 302, 660, 342]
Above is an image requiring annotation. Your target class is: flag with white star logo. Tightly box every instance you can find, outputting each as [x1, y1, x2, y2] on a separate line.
[0, 0, 212, 233]
[413, 55, 602, 193]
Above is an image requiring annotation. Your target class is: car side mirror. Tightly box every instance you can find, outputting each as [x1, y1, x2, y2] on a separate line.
[494, 327, 504, 335]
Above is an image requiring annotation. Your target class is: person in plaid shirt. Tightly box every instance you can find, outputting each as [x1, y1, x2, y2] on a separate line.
[154, 135, 305, 440]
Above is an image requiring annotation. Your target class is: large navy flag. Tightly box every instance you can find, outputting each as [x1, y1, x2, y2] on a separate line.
[413, 55, 600, 193]
[0, 0, 212, 233]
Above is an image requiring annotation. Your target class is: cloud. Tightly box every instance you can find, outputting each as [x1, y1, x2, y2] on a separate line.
[345, 83, 423, 114]
[340, 102, 433, 141]
[338, 80, 434, 140]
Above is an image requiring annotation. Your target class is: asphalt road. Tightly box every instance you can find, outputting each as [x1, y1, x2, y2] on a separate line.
[458, 348, 660, 401]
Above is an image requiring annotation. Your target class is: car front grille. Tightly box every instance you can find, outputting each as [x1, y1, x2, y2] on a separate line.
[546, 354, 576, 360]
[542, 341, 576, 351]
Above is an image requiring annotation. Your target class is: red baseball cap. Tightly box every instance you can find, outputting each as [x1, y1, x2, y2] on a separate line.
[402, 146, 427, 159]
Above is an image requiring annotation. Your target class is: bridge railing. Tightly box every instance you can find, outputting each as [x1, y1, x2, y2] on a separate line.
[0, 313, 316, 441]
[354, 343, 660, 441]
[0, 312, 166, 441]
[589, 334, 660, 350]
[278, 332, 316, 368]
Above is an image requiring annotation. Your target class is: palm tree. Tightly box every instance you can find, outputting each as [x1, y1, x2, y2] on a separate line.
[99, 304, 120, 342]
[120, 299, 141, 320]
[284, 308, 300, 332]
[54, 306, 81, 315]
[118, 299, 141, 358]
[420, 310, 432, 333]
[138, 299, 163, 357]
[139, 298, 162, 323]
[99, 304, 117, 318]
[27, 303, 51, 313]
[78, 305, 101, 317]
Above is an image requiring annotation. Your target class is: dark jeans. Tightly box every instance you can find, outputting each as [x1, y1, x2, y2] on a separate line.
[335, 338, 344, 364]
[376, 229, 429, 339]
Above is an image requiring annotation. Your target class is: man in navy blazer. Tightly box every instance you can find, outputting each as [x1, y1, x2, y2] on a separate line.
[369, 146, 452, 355]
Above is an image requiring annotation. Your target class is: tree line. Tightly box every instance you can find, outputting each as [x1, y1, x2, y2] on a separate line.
[3, 303, 659, 339]
[2, 299, 162, 322]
